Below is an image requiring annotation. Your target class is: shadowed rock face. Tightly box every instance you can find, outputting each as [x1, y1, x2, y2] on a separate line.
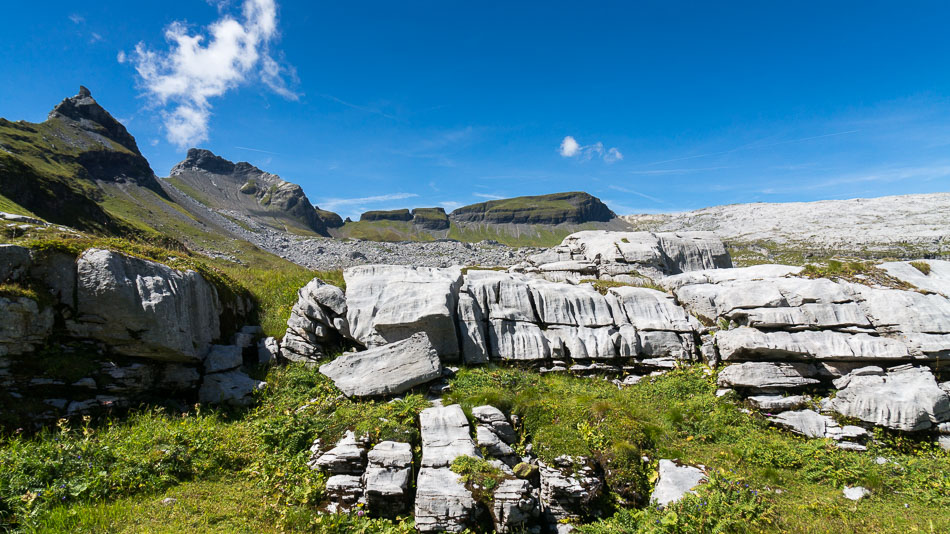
[168, 148, 341, 235]
[449, 191, 617, 225]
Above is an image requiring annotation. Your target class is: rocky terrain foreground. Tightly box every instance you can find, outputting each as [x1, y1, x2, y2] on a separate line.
[275, 230, 950, 531]
[3, 219, 950, 530]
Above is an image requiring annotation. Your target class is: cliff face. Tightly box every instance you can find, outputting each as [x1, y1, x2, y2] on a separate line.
[449, 192, 616, 225]
[168, 148, 341, 236]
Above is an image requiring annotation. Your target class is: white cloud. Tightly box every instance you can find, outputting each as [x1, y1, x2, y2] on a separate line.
[473, 193, 505, 200]
[117, 50, 127, 63]
[129, 0, 297, 149]
[559, 136, 622, 163]
[559, 136, 580, 157]
[439, 201, 463, 211]
[69, 14, 85, 24]
[317, 193, 419, 211]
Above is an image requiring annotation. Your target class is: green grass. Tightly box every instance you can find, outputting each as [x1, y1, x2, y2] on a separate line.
[910, 261, 931, 275]
[450, 455, 510, 505]
[3, 364, 949, 532]
[445, 366, 950, 533]
[335, 219, 440, 242]
[0, 363, 427, 532]
[800, 260, 918, 290]
[0, 193, 38, 218]
[580, 277, 666, 294]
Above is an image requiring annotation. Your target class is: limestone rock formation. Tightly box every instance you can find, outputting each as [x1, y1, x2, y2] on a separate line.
[415, 404, 479, 532]
[318, 333, 443, 398]
[281, 277, 350, 364]
[516, 230, 732, 282]
[67, 249, 223, 362]
[0, 245, 261, 424]
[344, 265, 463, 359]
[539, 456, 605, 527]
[650, 460, 707, 507]
[830, 365, 950, 431]
[363, 441, 414, 518]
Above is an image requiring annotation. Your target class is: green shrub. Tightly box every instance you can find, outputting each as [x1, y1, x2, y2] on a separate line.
[450, 455, 510, 504]
[910, 261, 931, 275]
[579, 471, 774, 533]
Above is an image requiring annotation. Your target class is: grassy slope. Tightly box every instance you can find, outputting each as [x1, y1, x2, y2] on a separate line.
[333, 219, 441, 242]
[0, 193, 38, 218]
[4, 365, 946, 533]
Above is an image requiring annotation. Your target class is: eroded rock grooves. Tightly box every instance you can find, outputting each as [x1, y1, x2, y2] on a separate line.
[0, 244, 264, 424]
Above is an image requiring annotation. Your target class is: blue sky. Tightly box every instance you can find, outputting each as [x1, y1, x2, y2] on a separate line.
[2, 1, 950, 219]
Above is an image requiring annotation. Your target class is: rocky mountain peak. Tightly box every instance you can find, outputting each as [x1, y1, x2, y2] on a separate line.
[47, 86, 141, 154]
[174, 148, 238, 176]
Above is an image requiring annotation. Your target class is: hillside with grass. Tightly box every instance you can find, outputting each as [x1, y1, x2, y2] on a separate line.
[2, 364, 947, 533]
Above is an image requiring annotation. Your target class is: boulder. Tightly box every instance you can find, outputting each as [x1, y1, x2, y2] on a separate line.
[310, 430, 368, 475]
[715, 327, 908, 362]
[419, 404, 479, 468]
[198, 370, 264, 405]
[414, 467, 478, 533]
[768, 409, 869, 443]
[415, 404, 479, 532]
[325, 475, 364, 512]
[492, 478, 540, 533]
[204, 345, 242, 373]
[281, 277, 348, 364]
[68, 249, 222, 362]
[363, 441, 413, 518]
[650, 460, 707, 507]
[345, 265, 463, 359]
[842, 486, 870, 501]
[319, 333, 442, 398]
[473, 405, 518, 444]
[830, 365, 950, 431]
[716, 361, 820, 390]
[539, 456, 605, 525]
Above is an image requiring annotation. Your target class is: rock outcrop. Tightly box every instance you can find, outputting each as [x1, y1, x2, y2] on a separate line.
[667, 262, 950, 435]
[0, 244, 262, 425]
[281, 277, 351, 364]
[319, 333, 443, 397]
[344, 265, 463, 359]
[514, 230, 732, 282]
[67, 249, 223, 362]
[415, 404, 479, 532]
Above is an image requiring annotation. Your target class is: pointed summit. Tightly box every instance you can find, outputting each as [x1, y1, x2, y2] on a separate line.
[48, 86, 141, 154]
